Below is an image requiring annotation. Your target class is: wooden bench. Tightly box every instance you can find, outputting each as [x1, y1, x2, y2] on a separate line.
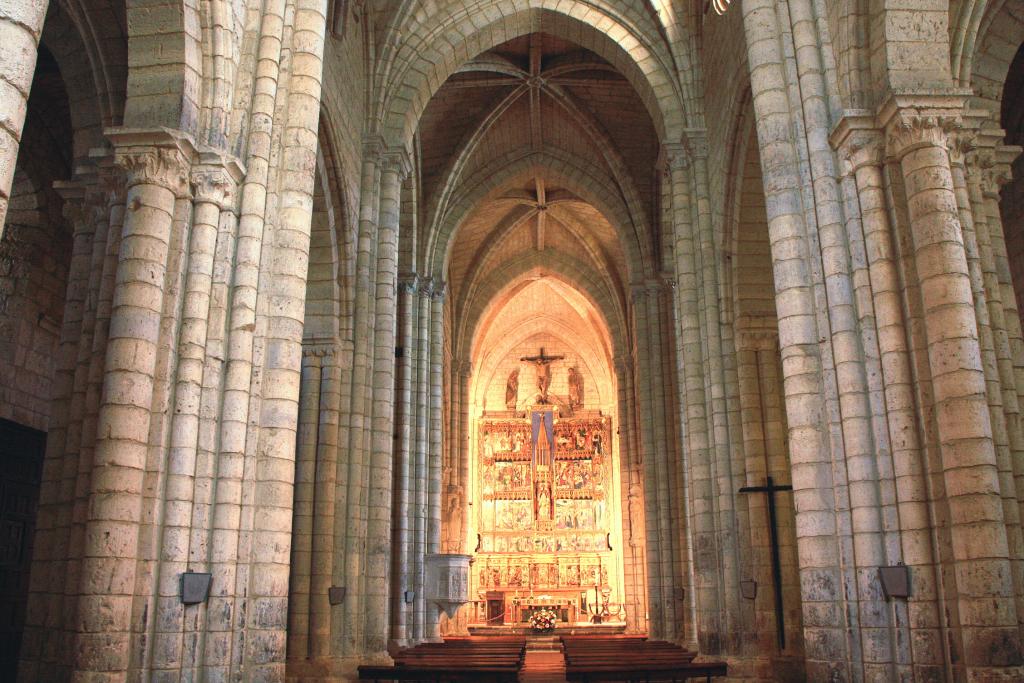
[358, 638, 526, 682]
[357, 665, 520, 682]
[561, 636, 727, 682]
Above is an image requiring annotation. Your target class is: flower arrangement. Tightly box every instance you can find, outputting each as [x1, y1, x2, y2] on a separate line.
[528, 608, 558, 632]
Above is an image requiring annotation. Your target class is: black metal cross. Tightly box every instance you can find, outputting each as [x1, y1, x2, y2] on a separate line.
[738, 475, 793, 650]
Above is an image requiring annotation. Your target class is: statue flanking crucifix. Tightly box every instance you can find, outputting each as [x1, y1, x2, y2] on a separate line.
[520, 347, 565, 404]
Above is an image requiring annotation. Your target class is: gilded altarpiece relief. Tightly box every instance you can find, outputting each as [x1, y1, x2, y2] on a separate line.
[472, 408, 622, 625]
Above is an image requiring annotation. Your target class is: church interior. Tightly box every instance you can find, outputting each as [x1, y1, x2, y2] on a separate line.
[1, 0, 1024, 681]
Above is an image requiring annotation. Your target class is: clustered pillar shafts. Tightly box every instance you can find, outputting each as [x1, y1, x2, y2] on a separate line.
[17, 1, 327, 679]
[835, 125, 946, 676]
[75, 138, 191, 678]
[881, 106, 1023, 675]
[614, 355, 648, 635]
[665, 145, 719, 649]
[742, 0, 851, 677]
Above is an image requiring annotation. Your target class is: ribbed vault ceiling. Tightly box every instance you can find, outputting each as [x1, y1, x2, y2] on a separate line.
[417, 33, 659, 353]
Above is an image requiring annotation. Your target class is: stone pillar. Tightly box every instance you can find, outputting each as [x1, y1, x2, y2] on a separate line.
[365, 150, 409, 654]
[949, 134, 1024, 635]
[289, 350, 324, 660]
[341, 141, 381, 657]
[311, 349, 341, 660]
[966, 140, 1024, 534]
[735, 332, 780, 660]
[884, 104, 1022, 675]
[426, 282, 446, 641]
[831, 120, 946, 677]
[665, 144, 718, 649]
[391, 274, 418, 647]
[614, 355, 647, 635]
[0, 0, 48, 236]
[152, 160, 238, 677]
[412, 279, 432, 643]
[457, 360, 472, 553]
[73, 133, 190, 680]
[741, 1, 850, 676]
[632, 285, 664, 639]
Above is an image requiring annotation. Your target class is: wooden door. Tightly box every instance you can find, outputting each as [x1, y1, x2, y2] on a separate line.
[0, 418, 45, 680]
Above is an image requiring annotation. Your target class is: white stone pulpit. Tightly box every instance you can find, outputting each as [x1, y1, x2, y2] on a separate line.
[425, 553, 473, 619]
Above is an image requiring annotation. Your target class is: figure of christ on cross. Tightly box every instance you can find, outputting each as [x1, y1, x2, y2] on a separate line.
[520, 347, 565, 404]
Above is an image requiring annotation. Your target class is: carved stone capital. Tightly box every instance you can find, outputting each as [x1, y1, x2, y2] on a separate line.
[191, 168, 234, 207]
[682, 129, 709, 159]
[362, 135, 385, 164]
[945, 131, 976, 168]
[53, 178, 100, 233]
[398, 273, 419, 295]
[830, 113, 885, 174]
[431, 280, 448, 301]
[107, 127, 196, 197]
[382, 147, 413, 181]
[885, 114, 961, 161]
[662, 142, 689, 173]
[302, 341, 337, 359]
[191, 151, 244, 208]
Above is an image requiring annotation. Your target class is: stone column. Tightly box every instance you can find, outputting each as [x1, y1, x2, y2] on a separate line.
[979, 147, 1024, 406]
[646, 279, 684, 642]
[831, 121, 947, 677]
[65, 171, 127, 675]
[614, 355, 647, 635]
[884, 104, 1021, 674]
[949, 134, 1024, 633]
[391, 274, 418, 647]
[73, 132, 190, 680]
[735, 332, 779, 659]
[666, 144, 719, 648]
[288, 349, 323, 660]
[151, 160, 238, 677]
[426, 282, 446, 641]
[311, 347, 341, 660]
[0, 0, 48, 235]
[341, 141, 381, 657]
[412, 280, 432, 643]
[966, 140, 1024, 531]
[741, 1, 850, 676]
[365, 150, 408, 654]
[457, 360, 472, 553]
[631, 285, 664, 639]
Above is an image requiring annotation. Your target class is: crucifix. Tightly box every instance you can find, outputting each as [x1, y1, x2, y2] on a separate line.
[738, 475, 793, 650]
[520, 347, 564, 404]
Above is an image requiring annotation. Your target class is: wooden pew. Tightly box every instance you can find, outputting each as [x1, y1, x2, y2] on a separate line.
[358, 638, 526, 682]
[561, 636, 727, 682]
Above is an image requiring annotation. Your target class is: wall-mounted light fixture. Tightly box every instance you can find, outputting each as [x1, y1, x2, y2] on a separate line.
[328, 586, 347, 605]
[180, 570, 212, 605]
[879, 564, 911, 599]
[712, 0, 732, 15]
[740, 579, 758, 600]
